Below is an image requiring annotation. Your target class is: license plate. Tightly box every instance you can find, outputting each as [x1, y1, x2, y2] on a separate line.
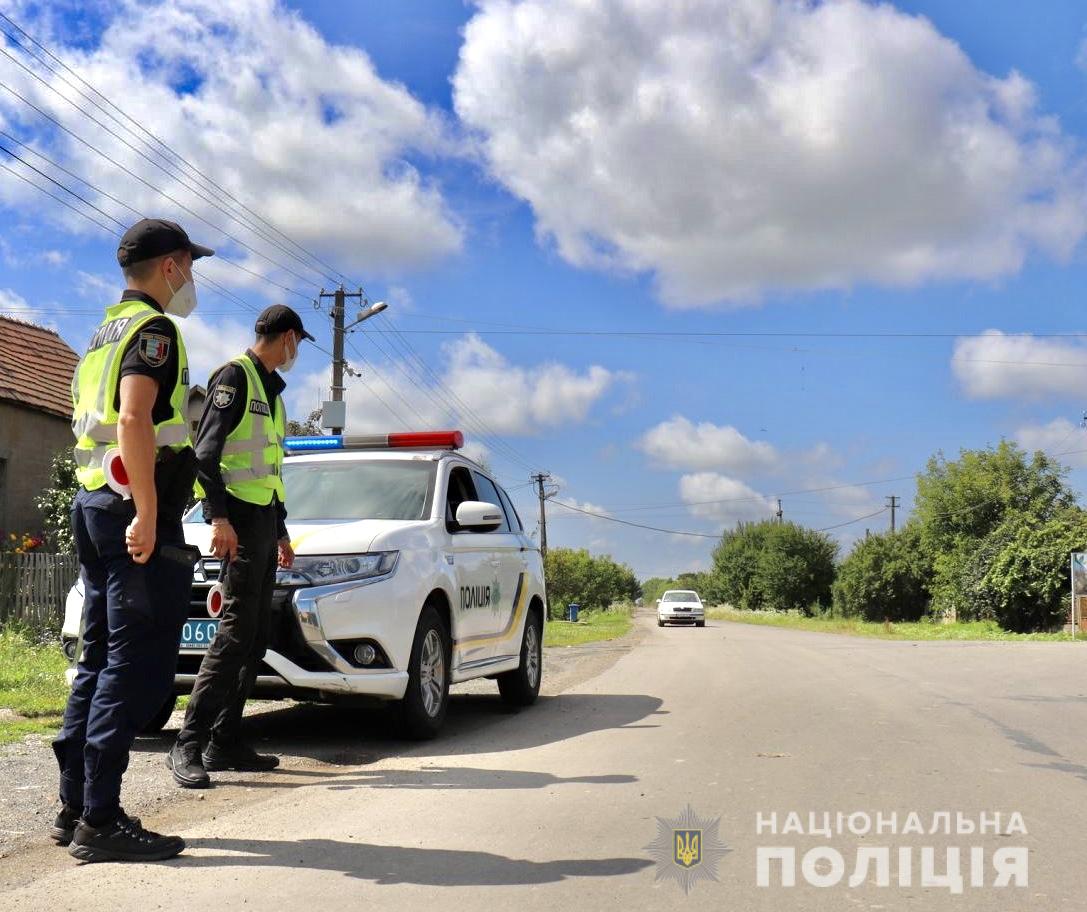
[180, 619, 219, 650]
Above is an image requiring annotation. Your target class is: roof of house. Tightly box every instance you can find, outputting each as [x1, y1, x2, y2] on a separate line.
[0, 316, 80, 420]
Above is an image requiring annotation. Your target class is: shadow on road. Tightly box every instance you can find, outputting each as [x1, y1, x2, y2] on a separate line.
[130, 692, 665, 769]
[172, 836, 654, 885]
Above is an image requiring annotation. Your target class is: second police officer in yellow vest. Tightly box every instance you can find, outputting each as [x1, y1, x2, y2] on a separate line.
[168, 305, 313, 787]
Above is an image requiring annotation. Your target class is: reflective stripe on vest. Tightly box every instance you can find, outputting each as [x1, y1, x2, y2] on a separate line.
[71, 301, 191, 490]
[219, 356, 286, 505]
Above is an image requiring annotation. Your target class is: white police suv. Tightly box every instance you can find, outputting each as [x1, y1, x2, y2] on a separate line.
[62, 431, 547, 738]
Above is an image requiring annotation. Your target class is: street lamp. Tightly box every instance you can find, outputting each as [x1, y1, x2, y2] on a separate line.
[345, 300, 387, 331]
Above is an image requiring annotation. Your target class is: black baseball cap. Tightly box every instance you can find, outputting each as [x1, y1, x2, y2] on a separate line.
[117, 218, 215, 268]
[254, 304, 315, 341]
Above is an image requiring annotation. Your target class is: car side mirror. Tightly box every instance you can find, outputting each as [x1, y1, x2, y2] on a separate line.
[455, 501, 503, 531]
[655, 599, 661, 605]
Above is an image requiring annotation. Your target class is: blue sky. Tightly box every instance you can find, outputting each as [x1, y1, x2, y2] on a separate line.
[3, 0, 1087, 578]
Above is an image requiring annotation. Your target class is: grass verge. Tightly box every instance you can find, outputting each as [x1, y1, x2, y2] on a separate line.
[545, 606, 633, 647]
[0, 626, 69, 744]
[706, 606, 1080, 641]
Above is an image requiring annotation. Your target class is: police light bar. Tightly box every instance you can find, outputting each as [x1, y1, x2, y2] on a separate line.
[285, 431, 464, 452]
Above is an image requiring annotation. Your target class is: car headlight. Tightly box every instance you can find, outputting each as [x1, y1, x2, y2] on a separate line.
[278, 552, 399, 587]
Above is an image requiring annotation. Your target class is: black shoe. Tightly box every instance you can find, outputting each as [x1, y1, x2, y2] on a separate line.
[202, 741, 280, 772]
[49, 805, 82, 845]
[68, 811, 184, 862]
[166, 741, 211, 789]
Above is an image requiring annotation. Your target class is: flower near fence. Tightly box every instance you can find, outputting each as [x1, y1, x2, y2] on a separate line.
[1, 530, 46, 555]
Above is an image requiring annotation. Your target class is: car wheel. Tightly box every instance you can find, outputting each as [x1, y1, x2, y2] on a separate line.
[657, 617, 665, 627]
[395, 605, 450, 740]
[139, 695, 177, 735]
[498, 611, 543, 707]
[696, 620, 705, 628]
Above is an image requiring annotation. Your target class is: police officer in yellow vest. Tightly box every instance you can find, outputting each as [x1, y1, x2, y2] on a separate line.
[168, 305, 312, 787]
[53, 218, 213, 862]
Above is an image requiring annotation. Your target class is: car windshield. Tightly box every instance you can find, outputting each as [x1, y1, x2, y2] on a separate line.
[283, 460, 434, 521]
[663, 591, 699, 602]
[185, 459, 435, 523]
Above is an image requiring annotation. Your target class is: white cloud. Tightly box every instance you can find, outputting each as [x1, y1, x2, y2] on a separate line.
[175, 313, 254, 387]
[1015, 417, 1087, 467]
[1, 0, 462, 286]
[952, 331, 1087, 399]
[678, 472, 777, 523]
[638, 415, 779, 473]
[0, 287, 46, 325]
[455, 0, 1086, 306]
[290, 332, 625, 442]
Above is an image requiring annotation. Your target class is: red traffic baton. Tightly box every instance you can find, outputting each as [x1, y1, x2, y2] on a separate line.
[102, 447, 132, 499]
[206, 557, 230, 618]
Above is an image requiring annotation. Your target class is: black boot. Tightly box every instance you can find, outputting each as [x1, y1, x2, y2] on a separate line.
[68, 810, 184, 862]
[166, 740, 211, 789]
[49, 804, 82, 845]
[202, 741, 279, 772]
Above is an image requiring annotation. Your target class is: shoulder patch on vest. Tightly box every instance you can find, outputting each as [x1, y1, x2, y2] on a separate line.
[213, 385, 236, 409]
[137, 332, 170, 367]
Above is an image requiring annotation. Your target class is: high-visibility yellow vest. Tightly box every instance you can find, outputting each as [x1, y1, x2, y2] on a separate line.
[71, 300, 191, 490]
[218, 355, 286, 506]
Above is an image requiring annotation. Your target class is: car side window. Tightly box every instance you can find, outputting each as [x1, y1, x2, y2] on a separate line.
[445, 466, 478, 533]
[496, 484, 523, 533]
[471, 472, 511, 533]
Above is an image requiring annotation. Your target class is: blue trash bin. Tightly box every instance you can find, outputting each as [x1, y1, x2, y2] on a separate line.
[567, 603, 580, 622]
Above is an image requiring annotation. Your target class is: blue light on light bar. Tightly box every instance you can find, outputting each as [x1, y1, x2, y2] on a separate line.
[284, 435, 343, 451]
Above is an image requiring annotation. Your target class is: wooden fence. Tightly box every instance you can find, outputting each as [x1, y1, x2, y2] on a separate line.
[0, 552, 79, 633]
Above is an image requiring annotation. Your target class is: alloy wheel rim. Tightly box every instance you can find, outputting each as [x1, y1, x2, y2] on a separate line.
[525, 623, 540, 688]
[420, 629, 445, 717]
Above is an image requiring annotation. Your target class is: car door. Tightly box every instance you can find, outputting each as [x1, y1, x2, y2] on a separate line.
[444, 464, 498, 669]
[471, 471, 527, 663]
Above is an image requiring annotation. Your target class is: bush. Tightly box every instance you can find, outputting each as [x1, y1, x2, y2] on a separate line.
[544, 548, 640, 617]
[832, 525, 929, 621]
[34, 451, 79, 555]
[712, 520, 837, 614]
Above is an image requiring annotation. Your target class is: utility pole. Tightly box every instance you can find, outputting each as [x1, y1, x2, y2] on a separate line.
[317, 286, 386, 435]
[886, 495, 900, 533]
[532, 472, 552, 562]
[776, 498, 783, 523]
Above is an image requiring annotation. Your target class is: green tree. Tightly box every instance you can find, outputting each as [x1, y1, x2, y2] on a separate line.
[712, 520, 837, 614]
[914, 441, 1076, 617]
[285, 408, 323, 437]
[544, 547, 639, 617]
[34, 450, 79, 554]
[832, 524, 929, 621]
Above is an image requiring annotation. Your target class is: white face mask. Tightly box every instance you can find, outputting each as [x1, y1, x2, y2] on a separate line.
[163, 262, 198, 318]
[280, 332, 298, 373]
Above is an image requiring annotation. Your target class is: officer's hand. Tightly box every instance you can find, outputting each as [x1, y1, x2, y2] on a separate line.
[211, 519, 239, 560]
[126, 513, 156, 564]
[277, 537, 295, 569]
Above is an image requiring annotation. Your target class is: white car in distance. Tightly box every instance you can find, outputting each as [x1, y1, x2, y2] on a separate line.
[656, 590, 705, 627]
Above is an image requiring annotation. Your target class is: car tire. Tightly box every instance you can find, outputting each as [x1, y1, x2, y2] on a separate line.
[657, 617, 664, 627]
[498, 610, 543, 708]
[696, 620, 705, 628]
[139, 695, 177, 735]
[395, 605, 450, 740]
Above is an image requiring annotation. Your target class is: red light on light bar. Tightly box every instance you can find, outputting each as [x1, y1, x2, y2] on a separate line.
[388, 431, 464, 450]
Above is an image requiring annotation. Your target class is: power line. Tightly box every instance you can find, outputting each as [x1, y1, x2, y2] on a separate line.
[548, 498, 721, 539]
[0, 35, 334, 287]
[0, 8, 346, 286]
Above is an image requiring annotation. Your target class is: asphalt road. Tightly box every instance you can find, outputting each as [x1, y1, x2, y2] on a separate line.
[3, 611, 1087, 910]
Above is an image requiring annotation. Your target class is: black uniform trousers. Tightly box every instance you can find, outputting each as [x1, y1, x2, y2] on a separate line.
[176, 498, 278, 750]
[53, 487, 193, 821]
